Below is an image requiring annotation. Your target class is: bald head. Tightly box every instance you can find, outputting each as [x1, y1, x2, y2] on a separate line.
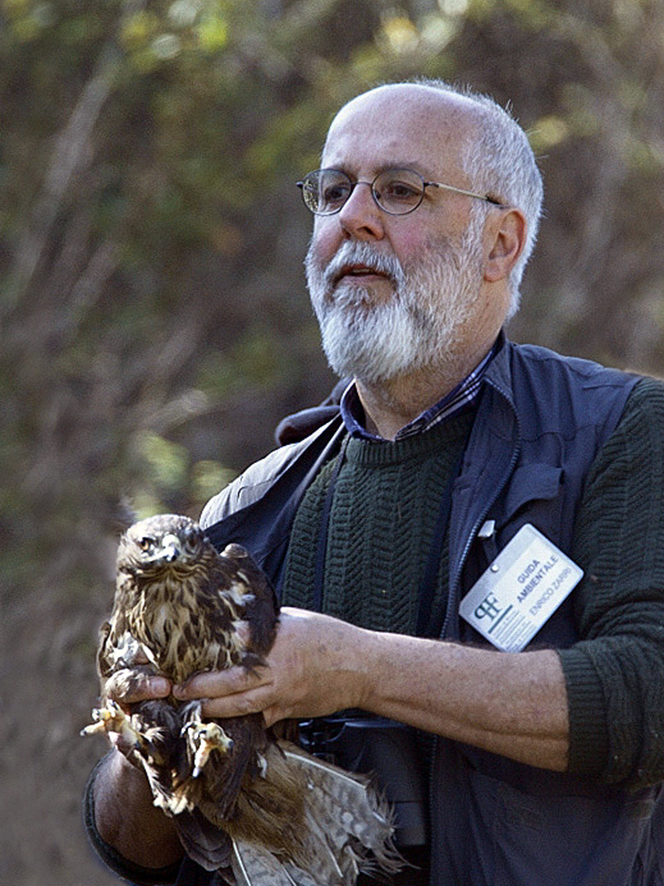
[327, 82, 482, 144]
[324, 84, 482, 189]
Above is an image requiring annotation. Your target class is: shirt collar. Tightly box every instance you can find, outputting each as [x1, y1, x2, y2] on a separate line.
[339, 341, 498, 441]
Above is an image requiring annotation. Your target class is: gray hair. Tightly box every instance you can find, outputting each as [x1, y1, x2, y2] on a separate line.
[412, 78, 544, 315]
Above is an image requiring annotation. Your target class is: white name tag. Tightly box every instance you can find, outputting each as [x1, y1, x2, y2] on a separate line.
[459, 524, 583, 652]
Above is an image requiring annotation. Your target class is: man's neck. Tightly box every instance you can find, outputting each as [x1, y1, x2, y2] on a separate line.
[355, 345, 493, 440]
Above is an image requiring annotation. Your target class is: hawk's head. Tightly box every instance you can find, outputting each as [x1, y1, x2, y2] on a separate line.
[118, 514, 210, 579]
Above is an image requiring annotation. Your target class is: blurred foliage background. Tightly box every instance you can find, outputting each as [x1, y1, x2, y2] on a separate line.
[2, 0, 664, 882]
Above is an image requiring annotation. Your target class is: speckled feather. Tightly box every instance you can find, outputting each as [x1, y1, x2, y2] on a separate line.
[102, 513, 277, 684]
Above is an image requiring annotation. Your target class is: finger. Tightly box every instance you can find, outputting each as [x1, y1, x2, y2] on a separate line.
[174, 665, 265, 702]
[200, 690, 266, 719]
[197, 681, 294, 723]
[261, 704, 286, 729]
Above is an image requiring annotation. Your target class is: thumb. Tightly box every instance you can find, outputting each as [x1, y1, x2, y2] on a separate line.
[105, 668, 171, 704]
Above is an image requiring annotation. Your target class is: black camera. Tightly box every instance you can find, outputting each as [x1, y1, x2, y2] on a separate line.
[298, 713, 429, 848]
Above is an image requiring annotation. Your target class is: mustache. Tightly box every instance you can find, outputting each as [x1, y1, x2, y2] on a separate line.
[319, 242, 405, 289]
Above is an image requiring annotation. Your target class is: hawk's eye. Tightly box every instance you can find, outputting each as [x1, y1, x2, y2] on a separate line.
[184, 539, 195, 553]
[138, 536, 153, 551]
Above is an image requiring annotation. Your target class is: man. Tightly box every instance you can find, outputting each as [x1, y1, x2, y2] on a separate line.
[86, 80, 664, 885]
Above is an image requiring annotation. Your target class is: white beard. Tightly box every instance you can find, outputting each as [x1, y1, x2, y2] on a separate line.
[305, 221, 485, 386]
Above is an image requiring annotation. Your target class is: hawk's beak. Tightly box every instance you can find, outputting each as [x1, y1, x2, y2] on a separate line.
[152, 533, 181, 563]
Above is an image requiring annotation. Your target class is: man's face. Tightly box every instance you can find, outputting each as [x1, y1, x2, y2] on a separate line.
[305, 85, 508, 385]
[305, 215, 485, 385]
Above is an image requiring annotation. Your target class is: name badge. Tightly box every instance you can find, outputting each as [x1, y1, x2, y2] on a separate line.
[459, 524, 583, 652]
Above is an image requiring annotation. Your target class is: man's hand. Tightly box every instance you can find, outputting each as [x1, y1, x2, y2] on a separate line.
[105, 667, 172, 706]
[100, 661, 172, 756]
[173, 608, 369, 727]
[173, 606, 569, 772]
[90, 654, 183, 869]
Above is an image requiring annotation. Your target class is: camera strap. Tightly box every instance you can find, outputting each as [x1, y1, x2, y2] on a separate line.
[311, 435, 463, 638]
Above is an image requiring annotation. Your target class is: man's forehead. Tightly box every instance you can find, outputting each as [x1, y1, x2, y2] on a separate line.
[322, 84, 477, 172]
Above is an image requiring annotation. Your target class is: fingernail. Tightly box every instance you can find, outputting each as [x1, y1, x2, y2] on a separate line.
[151, 677, 170, 696]
[172, 684, 186, 700]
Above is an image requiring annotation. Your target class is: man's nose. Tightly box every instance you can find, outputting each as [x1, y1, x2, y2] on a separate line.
[337, 181, 386, 241]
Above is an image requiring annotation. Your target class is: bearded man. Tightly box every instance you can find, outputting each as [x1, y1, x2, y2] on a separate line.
[86, 80, 664, 886]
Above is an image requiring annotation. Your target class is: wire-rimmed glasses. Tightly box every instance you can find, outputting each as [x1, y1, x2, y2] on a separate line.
[297, 167, 502, 216]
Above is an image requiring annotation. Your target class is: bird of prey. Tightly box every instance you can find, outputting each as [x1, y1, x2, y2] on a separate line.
[82, 513, 399, 886]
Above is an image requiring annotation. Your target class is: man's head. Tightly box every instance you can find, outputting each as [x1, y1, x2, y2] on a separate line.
[303, 81, 543, 388]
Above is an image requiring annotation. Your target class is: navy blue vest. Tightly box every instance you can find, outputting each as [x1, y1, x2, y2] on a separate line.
[203, 338, 663, 885]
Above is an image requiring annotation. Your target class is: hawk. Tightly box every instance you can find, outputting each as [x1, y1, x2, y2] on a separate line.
[83, 513, 399, 886]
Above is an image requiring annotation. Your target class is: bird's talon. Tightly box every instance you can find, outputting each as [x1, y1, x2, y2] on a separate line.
[183, 720, 233, 776]
[80, 700, 143, 749]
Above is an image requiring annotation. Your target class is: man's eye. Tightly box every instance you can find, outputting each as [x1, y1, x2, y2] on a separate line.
[383, 181, 421, 201]
[323, 183, 350, 204]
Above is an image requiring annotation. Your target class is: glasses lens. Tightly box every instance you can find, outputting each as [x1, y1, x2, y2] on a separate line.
[373, 169, 425, 214]
[301, 170, 352, 215]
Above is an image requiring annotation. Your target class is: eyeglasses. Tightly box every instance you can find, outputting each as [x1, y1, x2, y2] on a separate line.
[297, 167, 502, 216]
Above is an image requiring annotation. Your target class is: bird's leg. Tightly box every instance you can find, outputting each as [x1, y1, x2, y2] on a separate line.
[192, 722, 234, 777]
[180, 703, 233, 777]
[80, 699, 147, 752]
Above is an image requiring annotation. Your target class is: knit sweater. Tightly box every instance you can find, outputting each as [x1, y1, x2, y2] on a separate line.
[281, 408, 474, 636]
[562, 376, 664, 784]
[282, 377, 664, 788]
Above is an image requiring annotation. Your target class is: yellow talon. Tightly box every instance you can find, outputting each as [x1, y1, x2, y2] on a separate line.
[80, 700, 142, 748]
[184, 721, 233, 777]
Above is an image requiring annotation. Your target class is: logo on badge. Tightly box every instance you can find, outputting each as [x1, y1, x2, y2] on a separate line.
[473, 592, 502, 621]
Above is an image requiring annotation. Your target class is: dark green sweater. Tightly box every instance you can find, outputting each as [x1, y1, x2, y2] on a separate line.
[282, 378, 664, 788]
[282, 408, 474, 635]
[562, 377, 664, 784]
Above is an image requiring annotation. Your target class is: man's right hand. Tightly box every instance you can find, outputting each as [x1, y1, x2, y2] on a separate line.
[97, 665, 172, 757]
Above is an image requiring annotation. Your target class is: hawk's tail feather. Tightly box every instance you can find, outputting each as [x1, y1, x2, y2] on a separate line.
[231, 837, 321, 885]
[173, 807, 233, 872]
[221, 739, 402, 885]
[280, 741, 403, 876]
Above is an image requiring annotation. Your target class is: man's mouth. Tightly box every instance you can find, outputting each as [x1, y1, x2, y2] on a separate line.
[333, 263, 392, 286]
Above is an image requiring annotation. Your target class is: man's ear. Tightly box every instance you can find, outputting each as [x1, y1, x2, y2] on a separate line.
[483, 207, 527, 283]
